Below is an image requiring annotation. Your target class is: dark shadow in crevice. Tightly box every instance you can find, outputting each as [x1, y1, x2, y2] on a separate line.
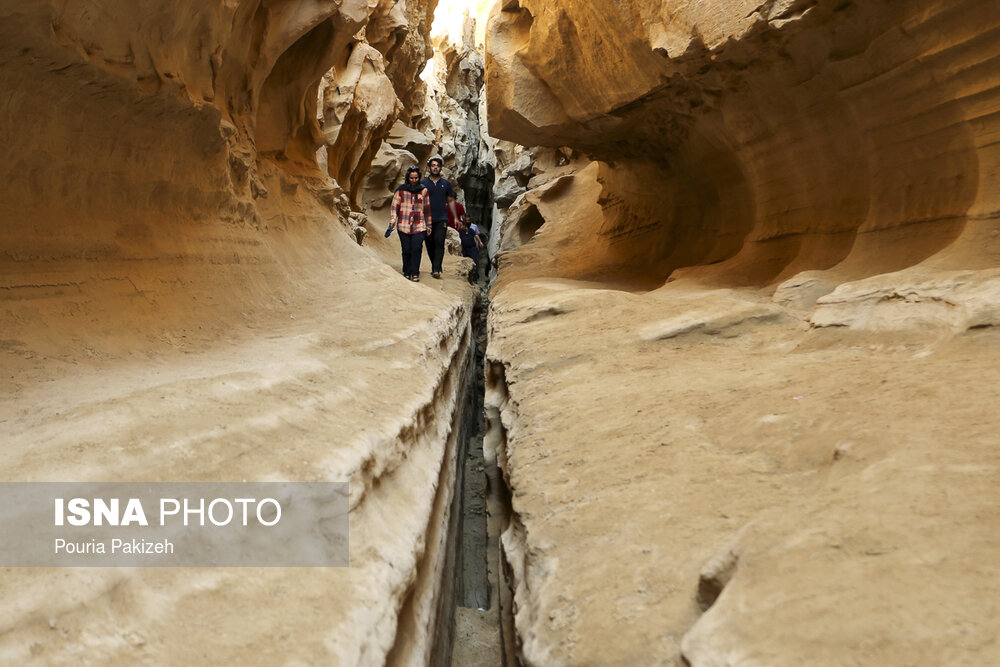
[518, 204, 545, 244]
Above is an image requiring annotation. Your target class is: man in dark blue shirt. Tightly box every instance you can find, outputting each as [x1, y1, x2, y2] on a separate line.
[420, 156, 457, 279]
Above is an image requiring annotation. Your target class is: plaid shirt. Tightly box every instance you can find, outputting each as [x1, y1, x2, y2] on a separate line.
[390, 188, 432, 234]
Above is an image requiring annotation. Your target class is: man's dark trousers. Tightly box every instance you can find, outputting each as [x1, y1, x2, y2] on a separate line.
[425, 220, 448, 274]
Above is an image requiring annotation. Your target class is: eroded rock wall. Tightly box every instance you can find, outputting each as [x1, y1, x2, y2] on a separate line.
[318, 0, 439, 208]
[487, 0, 1000, 299]
[484, 1, 1000, 664]
[0, 0, 485, 663]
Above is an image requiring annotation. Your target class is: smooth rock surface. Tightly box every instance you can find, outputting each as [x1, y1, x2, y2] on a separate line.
[0, 0, 480, 663]
[483, 0, 1000, 664]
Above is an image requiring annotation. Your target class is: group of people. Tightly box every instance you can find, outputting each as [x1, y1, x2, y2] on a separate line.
[387, 156, 483, 282]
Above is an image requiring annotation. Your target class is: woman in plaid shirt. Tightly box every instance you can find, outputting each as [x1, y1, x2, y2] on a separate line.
[389, 166, 432, 281]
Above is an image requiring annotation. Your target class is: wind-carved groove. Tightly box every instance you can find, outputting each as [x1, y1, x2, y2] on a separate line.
[517, 204, 546, 244]
[256, 18, 336, 159]
[500, 0, 534, 51]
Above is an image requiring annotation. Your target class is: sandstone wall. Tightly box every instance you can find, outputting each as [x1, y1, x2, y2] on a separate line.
[0, 0, 484, 663]
[486, 0, 1000, 303]
[484, 1, 1000, 664]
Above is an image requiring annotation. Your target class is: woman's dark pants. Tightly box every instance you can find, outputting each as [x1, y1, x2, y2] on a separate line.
[398, 230, 425, 277]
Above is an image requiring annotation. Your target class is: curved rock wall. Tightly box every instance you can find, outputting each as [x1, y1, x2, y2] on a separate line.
[484, 1, 1000, 665]
[0, 0, 486, 664]
[487, 0, 1000, 298]
[1, 0, 456, 372]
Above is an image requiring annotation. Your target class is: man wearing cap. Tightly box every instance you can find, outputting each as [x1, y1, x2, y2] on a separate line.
[420, 156, 458, 279]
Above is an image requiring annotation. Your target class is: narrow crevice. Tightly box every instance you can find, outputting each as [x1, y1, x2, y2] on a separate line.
[482, 359, 520, 666]
[457, 285, 490, 611]
[445, 265, 513, 665]
[384, 307, 476, 666]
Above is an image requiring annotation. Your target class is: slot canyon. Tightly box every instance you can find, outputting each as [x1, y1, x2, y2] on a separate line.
[2, 0, 999, 665]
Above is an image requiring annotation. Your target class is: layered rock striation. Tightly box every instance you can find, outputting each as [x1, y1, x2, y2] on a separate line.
[487, 0, 1000, 300]
[484, 1, 1000, 664]
[0, 0, 485, 663]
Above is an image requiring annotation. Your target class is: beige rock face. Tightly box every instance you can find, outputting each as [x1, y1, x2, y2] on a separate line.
[487, 0, 1000, 292]
[488, 283, 1000, 665]
[484, 0, 1000, 664]
[317, 0, 440, 209]
[0, 0, 481, 663]
[319, 43, 400, 205]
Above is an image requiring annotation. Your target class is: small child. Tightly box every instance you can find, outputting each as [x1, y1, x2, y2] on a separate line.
[458, 216, 482, 258]
[458, 215, 483, 282]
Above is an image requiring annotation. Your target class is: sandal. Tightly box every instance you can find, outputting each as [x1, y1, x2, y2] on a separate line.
[410, 275, 420, 282]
